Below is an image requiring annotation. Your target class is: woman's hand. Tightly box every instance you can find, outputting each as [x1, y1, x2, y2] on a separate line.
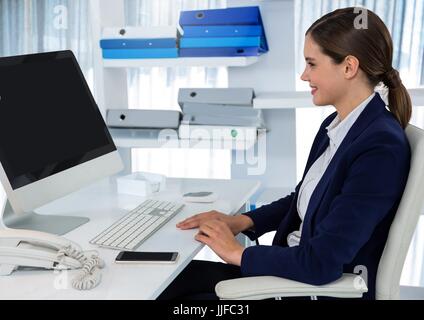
[176, 210, 253, 235]
[195, 219, 245, 266]
[177, 210, 233, 231]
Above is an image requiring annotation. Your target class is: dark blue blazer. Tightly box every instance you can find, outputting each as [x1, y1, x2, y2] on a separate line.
[242, 93, 410, 300]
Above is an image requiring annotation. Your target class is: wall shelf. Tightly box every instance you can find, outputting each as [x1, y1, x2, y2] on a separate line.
[109, 128, 259, 150]
[253, 91, 314, 109]
[103, 56, 259, 68]
[253, 88, 424, 109]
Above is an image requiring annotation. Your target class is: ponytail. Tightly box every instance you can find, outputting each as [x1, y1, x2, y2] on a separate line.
[382, 68, 412, 129]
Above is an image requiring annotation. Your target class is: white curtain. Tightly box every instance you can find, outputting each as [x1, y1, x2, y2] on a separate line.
[294, 0, 424, 288]
[0, 0, 95, 88]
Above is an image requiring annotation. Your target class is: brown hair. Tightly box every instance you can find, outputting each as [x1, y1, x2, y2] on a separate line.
[306, 7, 412, 129]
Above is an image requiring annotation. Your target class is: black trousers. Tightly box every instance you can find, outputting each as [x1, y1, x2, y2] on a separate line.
[157, 260, 241, 300]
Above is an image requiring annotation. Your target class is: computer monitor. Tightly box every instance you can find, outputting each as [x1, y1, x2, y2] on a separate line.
[0, 50, 123, 235]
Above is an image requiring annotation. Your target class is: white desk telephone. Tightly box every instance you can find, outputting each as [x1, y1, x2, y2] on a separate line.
[0, 229, 104, 290]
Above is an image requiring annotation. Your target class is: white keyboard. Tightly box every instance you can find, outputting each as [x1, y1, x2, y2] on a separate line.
[90, 199, 184, 251]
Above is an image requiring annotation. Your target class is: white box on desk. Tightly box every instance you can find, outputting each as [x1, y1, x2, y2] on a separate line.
[117, 172, 166, 197]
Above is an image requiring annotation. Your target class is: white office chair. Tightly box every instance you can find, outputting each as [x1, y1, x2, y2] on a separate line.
[215, 124, 424, 300]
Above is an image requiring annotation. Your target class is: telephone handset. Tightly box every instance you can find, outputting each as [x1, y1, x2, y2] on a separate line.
[0, 228, 104, 290]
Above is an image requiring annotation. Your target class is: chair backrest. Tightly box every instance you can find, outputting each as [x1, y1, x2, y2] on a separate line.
[376, 124, 424, 300]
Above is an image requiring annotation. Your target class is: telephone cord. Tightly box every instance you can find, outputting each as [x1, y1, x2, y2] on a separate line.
[57, 245, 105, 290]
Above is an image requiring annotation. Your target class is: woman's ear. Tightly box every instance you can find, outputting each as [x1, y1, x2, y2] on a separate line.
[343, 55, 360, 80]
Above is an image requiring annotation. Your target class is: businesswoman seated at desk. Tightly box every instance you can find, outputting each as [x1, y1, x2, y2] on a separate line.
[158, 7, 412, 300]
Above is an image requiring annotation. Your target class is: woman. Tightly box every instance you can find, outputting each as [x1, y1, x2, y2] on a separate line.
[158, 7, 411, 300]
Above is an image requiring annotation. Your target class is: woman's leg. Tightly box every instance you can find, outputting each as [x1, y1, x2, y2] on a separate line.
[157, 260, 241, 300]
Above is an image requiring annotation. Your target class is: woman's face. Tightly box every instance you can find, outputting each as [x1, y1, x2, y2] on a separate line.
[301, 34, 347, 107]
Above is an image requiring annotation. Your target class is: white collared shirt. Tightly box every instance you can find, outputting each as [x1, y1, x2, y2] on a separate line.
[287, 93, 376, 247]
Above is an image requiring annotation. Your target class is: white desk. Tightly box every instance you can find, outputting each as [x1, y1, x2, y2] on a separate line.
[0, 177, 260, 300]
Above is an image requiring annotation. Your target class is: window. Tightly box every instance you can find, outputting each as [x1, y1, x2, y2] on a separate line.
[0, 0, 95, 90]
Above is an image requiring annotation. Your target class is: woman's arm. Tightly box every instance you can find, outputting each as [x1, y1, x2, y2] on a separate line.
[177, 189, 296, 238]
[177, 210, 254, 235]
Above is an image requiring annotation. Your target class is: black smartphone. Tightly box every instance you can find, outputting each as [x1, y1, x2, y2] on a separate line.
[115, 251, 179, 264]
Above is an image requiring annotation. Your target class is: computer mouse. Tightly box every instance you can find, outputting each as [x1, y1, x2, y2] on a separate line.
[182, 191, 218, 203]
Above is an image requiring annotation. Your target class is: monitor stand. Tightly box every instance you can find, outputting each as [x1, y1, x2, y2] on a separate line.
[1, 200, 89, 235]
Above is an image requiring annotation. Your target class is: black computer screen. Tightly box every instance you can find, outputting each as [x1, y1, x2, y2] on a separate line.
[0, 51, 116, 190]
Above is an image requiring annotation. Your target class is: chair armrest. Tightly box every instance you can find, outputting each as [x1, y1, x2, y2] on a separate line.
[215, 273, 367, 300]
